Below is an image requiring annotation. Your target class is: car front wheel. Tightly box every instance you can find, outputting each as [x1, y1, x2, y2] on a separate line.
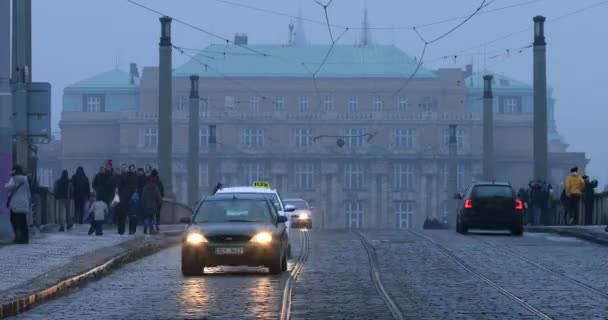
[181, 250, 204, 276]
[267, 251, 283, 275]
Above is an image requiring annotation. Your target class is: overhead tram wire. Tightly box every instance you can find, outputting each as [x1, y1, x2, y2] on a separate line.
[427, 0, 608, 65]
[126, 0, 270, 57]
[214, 0, 543, 31]
[390, 0, 489, 97]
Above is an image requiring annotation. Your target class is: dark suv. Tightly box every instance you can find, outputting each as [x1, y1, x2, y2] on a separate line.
[454, 182, 524, 235]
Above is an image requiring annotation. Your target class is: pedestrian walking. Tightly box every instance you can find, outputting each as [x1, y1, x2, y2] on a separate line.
[142, 173, 162, 235]
[564, 166, 585, 225]
[4, 165, 32, 244]
[582, 175, 598, 225]
[128, 192, 141, 234]
[116, 165, 138, 235]
[528, 180, 548, 226]
[54, 169, 73, 232]
[71, 166, 90, 224]
[151, 169, 164, 232]
[87, 194, 107, 236]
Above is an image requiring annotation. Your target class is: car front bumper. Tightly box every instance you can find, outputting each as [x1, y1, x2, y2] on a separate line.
[182, 242, 281, 267]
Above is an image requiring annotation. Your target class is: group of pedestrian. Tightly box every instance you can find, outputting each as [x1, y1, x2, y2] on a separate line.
[518, 179, 553, 226]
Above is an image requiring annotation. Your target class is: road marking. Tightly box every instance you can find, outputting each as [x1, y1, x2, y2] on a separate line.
[280, 230, 310, 320]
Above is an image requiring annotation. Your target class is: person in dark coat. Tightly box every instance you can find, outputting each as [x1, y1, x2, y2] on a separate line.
[128, 191, 142, 234]
[136, 168, 146, 194]
[150, 169, 164, 232]
[54, 170, 74, 232]
[142, 174, 162, 234]
[116, 165, 139, 235]
[71, 167, 90, 224]
[582, 175, 598, 225]
[528, 180, 549, 226]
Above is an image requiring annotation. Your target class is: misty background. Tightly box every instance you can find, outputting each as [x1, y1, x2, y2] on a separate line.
[29, 0, 607, 183]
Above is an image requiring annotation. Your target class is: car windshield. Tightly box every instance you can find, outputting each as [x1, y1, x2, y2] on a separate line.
[472, 185, 515, 198]
[193, 199, 273, 223]
[285, 200, 308, 210]
[231, 192, 281, 211]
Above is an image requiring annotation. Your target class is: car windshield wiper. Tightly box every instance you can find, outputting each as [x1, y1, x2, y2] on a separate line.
[226, 219, 257, 223]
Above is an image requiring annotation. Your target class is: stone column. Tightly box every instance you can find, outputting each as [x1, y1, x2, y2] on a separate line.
[483, 74, 494, 181]
[533, 15, 548, 181]
[187, 75, 200, 205]
[448, 124, 458, 227]
[158, 16, 174, 197]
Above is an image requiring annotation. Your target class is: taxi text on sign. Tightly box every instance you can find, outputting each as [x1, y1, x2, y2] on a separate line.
[252, 181, 270, 188]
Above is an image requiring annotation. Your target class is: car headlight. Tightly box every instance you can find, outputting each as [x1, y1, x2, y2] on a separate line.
[186, 232, 207, 245]
[298, 213, 309, 220]
[250, 232, 273, 245]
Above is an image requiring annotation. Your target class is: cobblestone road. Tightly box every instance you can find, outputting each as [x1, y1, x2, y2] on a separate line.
[10, 229, 608, 320]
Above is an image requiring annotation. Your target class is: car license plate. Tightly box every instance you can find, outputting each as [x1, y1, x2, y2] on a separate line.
[215, 247, 244, 255]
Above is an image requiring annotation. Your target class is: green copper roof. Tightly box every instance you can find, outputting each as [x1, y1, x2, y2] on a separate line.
[67, 68, 136, 89]
[465, 71, 531, 89]
[174, 44, 436, 78]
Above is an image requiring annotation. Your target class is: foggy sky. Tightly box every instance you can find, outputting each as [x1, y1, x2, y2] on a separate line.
[30, 0, 608, 184]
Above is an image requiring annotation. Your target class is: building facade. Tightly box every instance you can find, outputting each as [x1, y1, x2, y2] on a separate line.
[43, 38, 587, 229]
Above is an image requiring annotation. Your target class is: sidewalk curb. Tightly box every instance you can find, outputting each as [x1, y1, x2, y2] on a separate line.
[0, 234, 181, 318]
[526, 226, 608, 246]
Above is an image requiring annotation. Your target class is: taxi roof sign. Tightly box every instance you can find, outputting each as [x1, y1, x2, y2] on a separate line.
[252, 181, 270, 189]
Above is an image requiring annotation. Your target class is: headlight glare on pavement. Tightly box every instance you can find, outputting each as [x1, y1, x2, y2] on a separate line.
[186, 233, 207, 245]
[250, 232, 273, 245]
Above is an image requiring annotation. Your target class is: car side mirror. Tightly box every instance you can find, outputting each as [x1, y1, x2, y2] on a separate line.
[309, 206, 315, 210]
[284, 204, 296, 212]
[453, 193, 463, 200]
[277, 216, 288, 223]
[179, 216, 191, 224]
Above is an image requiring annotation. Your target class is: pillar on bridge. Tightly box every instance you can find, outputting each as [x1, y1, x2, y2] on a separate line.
[158, 16, 174, 198]
[0, 0, 14, 241]
[448, 124, 458, 228]
[208, 125, 219, 189]
[187, 75, 200, 206]
[533, 15, 548, 182]
[483, 74, 494, 181]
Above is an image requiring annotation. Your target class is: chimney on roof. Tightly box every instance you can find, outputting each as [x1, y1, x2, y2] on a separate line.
[129, 63, 139, 85]
[234, 33, 248, 45]
[464, 64, 473, 78]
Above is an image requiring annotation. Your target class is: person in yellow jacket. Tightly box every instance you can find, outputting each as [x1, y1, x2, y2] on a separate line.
[564, 167, 585, 225]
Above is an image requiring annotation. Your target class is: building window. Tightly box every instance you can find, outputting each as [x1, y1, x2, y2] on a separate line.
[373, 95, 384, 112]
[200, 97, 209, 118]
[323, 95, 334, 111]
[299, 96, 309, 112]
[442, 163, 467, 190]
[345, 201, 364, 228]
[500, 96, 522, 114]
[294, 163, 314, 190]
[38, 168, 54, 188]
[249, 96, 260, 112]
[343, 128, 365, 148]
[443, 128, 466, 149]
[175, 95, 187, 112]
[225, 96, 235, 108]
[393, 163, 415, 190]
[344, 163, 365, 190]
[273, 96, 285, 111]
[293, 128, 313, 148]
[243, 163, 265, 185]
[199, 162, 209, 188]
[84, 95, 103, 112]
[199, 127, 209, 148]
[393, 128, 416, 149]
[421, 96, 437, 112]
[144, 127, 158, 149]
[349, 96, 358, 112]
[244, 128, 264, 147]
[398, 96, 408, 112]
[395, 201, 415, 229]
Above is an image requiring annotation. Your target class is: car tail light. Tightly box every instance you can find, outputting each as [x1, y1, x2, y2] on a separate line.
[515, 199, 524, 210]
[464, 199, 473, 209]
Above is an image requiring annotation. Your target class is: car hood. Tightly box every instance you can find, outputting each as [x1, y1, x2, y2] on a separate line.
[187, 223, 275, 236]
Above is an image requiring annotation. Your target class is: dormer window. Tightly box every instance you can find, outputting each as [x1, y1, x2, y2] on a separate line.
[500, 96, 522, 114]
[83, 95, 104, 113]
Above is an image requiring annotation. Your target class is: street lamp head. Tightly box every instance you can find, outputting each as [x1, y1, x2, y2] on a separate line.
[533, 15, 546, 46]
[160, 16, 172, 46]
[483, 75, 493, 98]
[189, 75, 200, 98]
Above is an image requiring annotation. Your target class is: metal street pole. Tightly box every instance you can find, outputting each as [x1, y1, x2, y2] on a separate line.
[158, 16, 174, 197]
[12, 0, 30, 172]
[0, 0, 14, 241]
[533, 15, 548, 181]
[448, 124, 458, 228]
[208, 124, 218, 192]
[483, 74, 494, 181]
[187, 75, 200, 205]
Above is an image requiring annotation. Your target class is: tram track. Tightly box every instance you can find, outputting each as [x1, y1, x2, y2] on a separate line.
[280, 230, 310, 320]
[352, 230, 405, 320]
[410, 230, 554, 320]
[470, 234, 608, 301]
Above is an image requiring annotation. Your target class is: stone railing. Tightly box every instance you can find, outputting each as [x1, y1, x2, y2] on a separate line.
[542, 192, 608, 226]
